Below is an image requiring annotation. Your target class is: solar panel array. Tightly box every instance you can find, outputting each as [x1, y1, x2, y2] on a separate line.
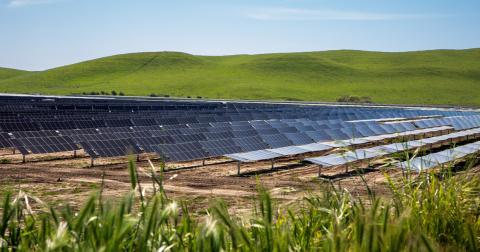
[398, 140, 480, 171]
[1, 95, 479, 163]
[307, 128, 480, 168]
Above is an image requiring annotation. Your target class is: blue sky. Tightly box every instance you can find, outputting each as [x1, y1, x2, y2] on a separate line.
[1, 0, 479, 70]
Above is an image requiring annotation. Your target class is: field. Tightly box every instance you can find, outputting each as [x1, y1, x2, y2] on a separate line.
[1, 49, 480, 106]
[1, 95, 480, 250]
[1, 149, 480, 251]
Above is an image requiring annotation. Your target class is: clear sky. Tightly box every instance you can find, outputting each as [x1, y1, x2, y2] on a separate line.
[1, 0, 479, 70]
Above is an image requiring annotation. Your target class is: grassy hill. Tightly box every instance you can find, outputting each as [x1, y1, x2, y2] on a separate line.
[1, 49, 480, 106]
[0, 67, 30, 81]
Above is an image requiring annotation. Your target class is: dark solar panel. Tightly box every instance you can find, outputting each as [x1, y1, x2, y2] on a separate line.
[233, 136, 269, 152]
[260, 134, 293, 148]
[203, 131, 234, 140]
[80, 138, 141, 158]
[284, 132, 314, 145]
[305, 131, 333, 142]
[11, 136, 79, 154]
[200, 139, 242, 156]
[255, 128, 280, 135]
[0, 133, 13, 148]
[152, 142, 207, 161]
[0, 122, 40, 132]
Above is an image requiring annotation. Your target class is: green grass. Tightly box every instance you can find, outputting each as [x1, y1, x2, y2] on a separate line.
[1, 161, 479, 251]
[0, 67, 30, 81]
[1, 49, 480, 106]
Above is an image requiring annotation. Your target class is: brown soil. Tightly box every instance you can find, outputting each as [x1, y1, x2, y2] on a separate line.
[0, 149, 401, 215]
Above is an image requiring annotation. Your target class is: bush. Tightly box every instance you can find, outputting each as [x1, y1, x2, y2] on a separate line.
[119, 92, 125, 96]
[0, 158, 11, 164]
[150, 93, 158, 97]
[164, 94, 170, 97]
[337, 95, 373, 103]
[111, 90, 117, 96]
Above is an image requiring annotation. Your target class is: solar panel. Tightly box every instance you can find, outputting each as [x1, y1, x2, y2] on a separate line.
[306, 154, 357, 167]
[297, 142, 331, 152]
[325, 129, 350, 140]
[200, 139, 242, 156]
[233, 130, 259, 138]
[173, 133, 207, 143]
[0, 133, 13, 148]
[304, 131, 333, 142]
[133, 136, 178, 148]
[98, 127, 132, 134]
[225, 150, 282, 162]
[152, 142, 207, 161]
[255, 128, 280, 135]
[284, 132, 314, 145]
[132, 118, 157, 126]
[232, 125, 254, 131]
[397, 158, 437, 171]
[276, 127, 299, 134]
[58, 128, 99, 136]
[80, 138, 141, 158]
[268, 146, 309, 156]
[233, 136, 269, 152]
[0, 122, 40, 132]
[260, 134, 293, 148]
[344, 149, 381, 159]
[39, 121, 76, 130]
[72, 133, 119, 142]
[0, 94, 478, 164]
[11, 130, 59, 138]
[11, 135, 79, 154]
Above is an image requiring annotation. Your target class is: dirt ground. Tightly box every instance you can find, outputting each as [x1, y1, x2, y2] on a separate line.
[0, 147, 405, 216]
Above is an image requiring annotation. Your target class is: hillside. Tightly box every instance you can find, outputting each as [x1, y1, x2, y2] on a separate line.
[0, 67, 30, 81]
[1, 49, 480, 106]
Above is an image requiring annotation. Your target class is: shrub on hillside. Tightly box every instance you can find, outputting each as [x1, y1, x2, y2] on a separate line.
[337, 95, 373, 103]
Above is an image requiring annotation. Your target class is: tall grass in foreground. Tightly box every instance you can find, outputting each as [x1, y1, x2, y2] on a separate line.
[1, 161, 479, 251]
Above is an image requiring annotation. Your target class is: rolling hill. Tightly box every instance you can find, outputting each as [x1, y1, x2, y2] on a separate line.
[0, 67, 30, 81]
[1, 49, 480, 106]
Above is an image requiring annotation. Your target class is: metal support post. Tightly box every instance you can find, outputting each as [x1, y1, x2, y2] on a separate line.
[237, 161, 241, 175]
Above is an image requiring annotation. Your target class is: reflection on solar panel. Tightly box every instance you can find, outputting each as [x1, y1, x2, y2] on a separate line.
[344, 149, 381, 159]
[225, 150, 282, 162]
[306, 154, 357, 167]
[268, 146, 309, 156]
[297, 142, 331, 152]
